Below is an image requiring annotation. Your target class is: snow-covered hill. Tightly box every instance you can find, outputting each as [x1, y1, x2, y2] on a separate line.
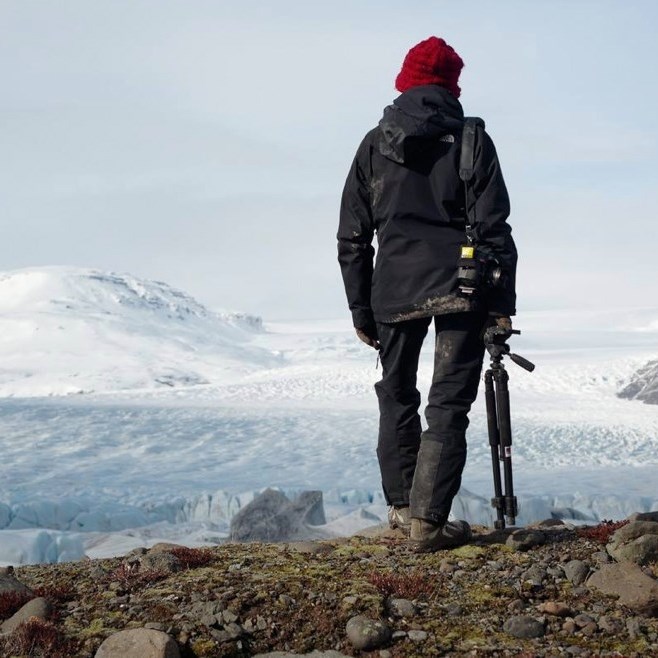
[0, 267, 276, 396]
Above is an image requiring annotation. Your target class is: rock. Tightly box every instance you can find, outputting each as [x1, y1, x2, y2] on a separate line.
[0, 566, 33, 596]
[629, 511, 658, 523]
[95, 628, 180, 658]
[230, 489, 327, 542]
[626, 617, 642, 640]
[503, 615, 545, 639]
[598, 615, 623, 634]
[506, 529, 546, 551]
[407, 630, 428, 641]
[562, 620, 577, 634]
[439, 559, 457, 574]
[563, 560, 589, 586]
[507, 600, 524, 613]
[1, 597, 51, 634]
[573, 613, 595, 627]
[445, 603, 462, 616]
[587, 562, 658, 616]
[618, 358, 658, 404]
[592, 550, 612, 565]
[346, 615, 391, 651]
[148, 543, 184, 554]
[290, 491, 326, 526]
[534, 518, 566, 528]
[581, 622, 597, 636]
[139, 551, 182, 574]
[537, 601, 572, 617]
[144, 623, 167, 631]
[386, 598, 416, 618]
[607, 521, 658, 565]
[522, 565, 547, 587]
[609, 520, 658, 545]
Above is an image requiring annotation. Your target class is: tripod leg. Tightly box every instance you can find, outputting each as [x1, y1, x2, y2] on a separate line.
[494, 368, 518, 526]
[484, 369, 505, 529]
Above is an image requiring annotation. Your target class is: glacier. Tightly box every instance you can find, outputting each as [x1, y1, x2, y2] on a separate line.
[0, 267, 657, 565]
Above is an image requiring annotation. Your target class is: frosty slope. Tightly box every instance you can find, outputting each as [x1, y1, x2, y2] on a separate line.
[0, 267, 657, 565]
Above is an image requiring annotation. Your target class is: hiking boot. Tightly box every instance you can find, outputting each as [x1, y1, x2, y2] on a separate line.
[387, 506, 411, 536]
[408, 518, 472, 553]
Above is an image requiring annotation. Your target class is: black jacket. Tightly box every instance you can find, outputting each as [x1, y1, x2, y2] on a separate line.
[338, 85, 517, 328]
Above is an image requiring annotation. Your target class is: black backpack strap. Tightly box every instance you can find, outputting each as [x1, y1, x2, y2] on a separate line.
[459, 117, 484, 181]
[459, 117, 485, 243]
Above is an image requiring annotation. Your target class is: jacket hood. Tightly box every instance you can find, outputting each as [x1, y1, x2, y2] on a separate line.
[378, 85, 464, 164]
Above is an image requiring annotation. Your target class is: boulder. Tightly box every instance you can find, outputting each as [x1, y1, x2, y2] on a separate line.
[587, 562, 658, 616]
[0, 566, 33, 596]
[1, 597, 51, 634]
[618, 359, 658, 404]
[139, 551, 182, 574]
[95, 628, 180, 658]
[345, 615, 391, 650]
[230, 489, 326, 542]
[607, 521, 658, 565]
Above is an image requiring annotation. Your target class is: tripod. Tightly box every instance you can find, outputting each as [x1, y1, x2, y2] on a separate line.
[483, 327, 535, 529]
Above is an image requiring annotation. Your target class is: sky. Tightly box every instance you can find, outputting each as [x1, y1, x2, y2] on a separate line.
[1, 0, 657, 320]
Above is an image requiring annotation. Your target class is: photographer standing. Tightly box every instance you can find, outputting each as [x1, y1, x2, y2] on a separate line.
[337, 36, 517, 552]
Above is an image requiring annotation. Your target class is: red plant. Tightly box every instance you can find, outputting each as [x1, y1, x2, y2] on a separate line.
[2, 618, 73, 658]
[368, 569, 437, 600]
[33, 583, 76, 604]
[170, 546, 216, 569]
[0, 590, 33, 619]
[109, 563, 168, 589]
[576, 519, 629, 544]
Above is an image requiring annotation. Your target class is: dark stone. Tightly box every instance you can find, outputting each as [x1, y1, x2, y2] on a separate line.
[139, 551, 182, 574]
[230, 489, 327, 542]
[386, 598, 416, 618]
[503, 615, 545, 639]
[0, 566, 33, 596]
[506, 529, 546, 551]
[563, 560, 589, 586]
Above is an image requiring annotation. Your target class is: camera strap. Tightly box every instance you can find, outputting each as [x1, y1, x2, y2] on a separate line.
[459, 117, 485, 245]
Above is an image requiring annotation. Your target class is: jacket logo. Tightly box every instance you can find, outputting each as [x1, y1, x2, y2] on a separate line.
[439, 134, 455, 143]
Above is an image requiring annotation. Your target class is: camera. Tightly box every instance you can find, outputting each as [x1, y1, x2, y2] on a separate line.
[457, 244, 504, 297]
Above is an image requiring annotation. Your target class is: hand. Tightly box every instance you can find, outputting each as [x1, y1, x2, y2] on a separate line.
[494, 316, 512, 331]
[482, 315, 512, 341]
[356, 323, 380, 350]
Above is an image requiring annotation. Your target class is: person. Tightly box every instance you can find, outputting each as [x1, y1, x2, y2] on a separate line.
[337, 36, 517, 552]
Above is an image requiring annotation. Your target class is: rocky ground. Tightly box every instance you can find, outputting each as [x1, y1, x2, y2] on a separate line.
[1, 515, 658, 658]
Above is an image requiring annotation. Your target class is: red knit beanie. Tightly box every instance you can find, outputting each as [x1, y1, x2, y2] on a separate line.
[395, 36, 464, 98]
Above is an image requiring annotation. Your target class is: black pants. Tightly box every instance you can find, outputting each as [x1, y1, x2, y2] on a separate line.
[375, 311, 487, 524]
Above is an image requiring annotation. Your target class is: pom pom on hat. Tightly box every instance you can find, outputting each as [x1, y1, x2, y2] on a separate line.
[395, 36, 464, 98]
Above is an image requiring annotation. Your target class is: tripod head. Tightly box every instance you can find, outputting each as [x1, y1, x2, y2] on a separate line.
[483, 327, 535, 372]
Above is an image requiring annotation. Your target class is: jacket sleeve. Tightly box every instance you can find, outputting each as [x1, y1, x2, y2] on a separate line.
[471, 129, 517, 316]
[337, 143, 376, 329]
